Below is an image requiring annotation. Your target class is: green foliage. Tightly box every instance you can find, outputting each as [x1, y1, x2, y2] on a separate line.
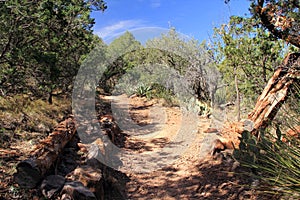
[233, 131, 260, 163]
[136, 84, 152, 98]
[235, 81, 300, 196]
[149, 83, 176, 105]
[0, 0, 107, 98]
[107, 31, 142, 60]
[145, 28, 215, 101]
[182, 96, 211, 116]
[100, 32, 142, 92]
[248, 0, 300, 48]
[212, 16, 286, 104]
[102, 28, 219, 110]
[196, 101, 211, 116]
[234, 130, 300, 198]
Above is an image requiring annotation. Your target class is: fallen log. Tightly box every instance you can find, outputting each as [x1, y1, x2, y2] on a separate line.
[14, 116, 76, 188]
[248, 53, 300, 136]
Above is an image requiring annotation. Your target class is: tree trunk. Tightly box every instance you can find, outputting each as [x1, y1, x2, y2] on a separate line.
[219, 53, 299, 151]
[248, 53, 300, 136]
[14, 116, 76, 188]
[48, 91, 53, 104]
[234, 67, 241, 121]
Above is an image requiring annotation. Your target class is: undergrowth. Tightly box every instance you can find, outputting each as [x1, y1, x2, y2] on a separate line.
[0, 95, 71, 148]
[234, 83, 300, 199]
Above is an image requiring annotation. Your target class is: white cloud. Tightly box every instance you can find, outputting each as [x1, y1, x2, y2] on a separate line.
[95, 20, 144, 40]
[150, 0, 161, 8]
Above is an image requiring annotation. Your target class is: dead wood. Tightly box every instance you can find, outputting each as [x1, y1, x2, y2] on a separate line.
[219, 53, 299, 148]
[248, 53, 300, 136]
[14, 116, 76, 188]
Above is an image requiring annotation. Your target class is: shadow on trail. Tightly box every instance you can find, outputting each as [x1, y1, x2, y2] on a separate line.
[95, 94, 258, 199]
[130, 104, 154, 111]
[126, 155, 258, 200]
[125, 137, 172, 152]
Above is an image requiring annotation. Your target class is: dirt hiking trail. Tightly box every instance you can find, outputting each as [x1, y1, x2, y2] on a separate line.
[100, 94, 258, 200]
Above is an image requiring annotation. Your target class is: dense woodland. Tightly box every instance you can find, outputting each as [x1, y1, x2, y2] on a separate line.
[0, 0, 299, 199]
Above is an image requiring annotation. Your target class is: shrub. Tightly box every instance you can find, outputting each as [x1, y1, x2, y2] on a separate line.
[234, 130, 300, 198]
[136, 84, 152, 98]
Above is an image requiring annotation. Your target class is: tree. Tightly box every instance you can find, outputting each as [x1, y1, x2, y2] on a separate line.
[107, 31, 142, 60]
[0, 0, 107, 101]
[225, 0, 299, 48]
[250, 0, 300, 48]
[145, 28, 216, 101]
[212, 16, 285, 118]
[221, 1, 300, 196]
[100, 31, 142, 92]
[100, 28, 221, 104]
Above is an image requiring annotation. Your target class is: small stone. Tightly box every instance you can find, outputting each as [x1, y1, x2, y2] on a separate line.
[36, 123, 50, 133]
[61, 181, 97, 200]
[232, 161, 240, 171]
[61, 193, 72, 200]
[203, 127, 219, 133]
[40, 175, 65, 199]
[65, 165, 104, 200]
[242, 119, 254, 132]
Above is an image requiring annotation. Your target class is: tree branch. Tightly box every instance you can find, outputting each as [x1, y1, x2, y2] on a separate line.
[255, 0, 300, 48]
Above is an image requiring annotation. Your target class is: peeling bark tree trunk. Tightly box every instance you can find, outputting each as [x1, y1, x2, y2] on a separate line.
[14, 116, 76, 188]
[248, 53, 300, 136]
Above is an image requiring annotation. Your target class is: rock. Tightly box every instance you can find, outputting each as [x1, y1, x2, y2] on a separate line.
[199, 132, 220, 158]
[40, 175, 65, 199]
[36, 123, 50, 133]
[61, 193, 72, 200]
[87, 138, 106, 162]
[231, 161, 240, 171]
[241, 119, 254, 132]
[212, 139, 226, 155]
[61, 181, 97, 200]
[203, 127, 219, 133]
[65, 165, 104, 200]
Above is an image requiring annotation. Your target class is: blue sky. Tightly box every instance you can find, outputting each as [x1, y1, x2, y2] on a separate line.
[91, 0, 251, 43]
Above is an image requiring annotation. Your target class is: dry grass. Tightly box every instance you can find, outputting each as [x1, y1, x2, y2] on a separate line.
[0, 94, 71, 199]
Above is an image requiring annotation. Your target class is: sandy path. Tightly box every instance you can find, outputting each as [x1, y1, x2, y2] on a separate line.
[101, 94, 256, 200]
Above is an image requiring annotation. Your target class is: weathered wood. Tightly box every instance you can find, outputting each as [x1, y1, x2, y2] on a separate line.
[248, 53, 300, 136]
[282, 125, 300, 143]
[14, 116, 76, 188]
[218, 53, 299, 149]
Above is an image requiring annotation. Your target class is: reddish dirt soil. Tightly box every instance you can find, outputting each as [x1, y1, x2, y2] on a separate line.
[102, 95, 259, 200]
[0, 95, 260, 199]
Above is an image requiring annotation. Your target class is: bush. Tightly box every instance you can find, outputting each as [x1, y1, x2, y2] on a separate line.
[136, 84, 152, 98]
[234, 130, 300, 198]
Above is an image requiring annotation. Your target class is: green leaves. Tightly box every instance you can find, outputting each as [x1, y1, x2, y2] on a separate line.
[249, 0, 300, 48]
[136, 84, 153, 98]
[0, 0, 106, 97]
[234, 129, 300, 198]
[212, 16, 286, 103]
[107, 31, 142, 61]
